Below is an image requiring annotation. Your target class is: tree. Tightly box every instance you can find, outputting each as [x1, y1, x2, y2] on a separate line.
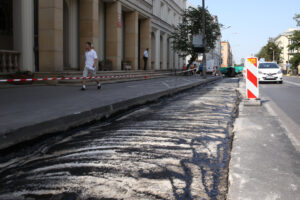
[293, 14, 300, 26]
[256, 41, 282, 63]
[170, 6, 221, 67]
[288, 14, 300, 69]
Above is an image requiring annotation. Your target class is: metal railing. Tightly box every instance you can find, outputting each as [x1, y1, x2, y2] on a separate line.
[0, 50, 20, 73]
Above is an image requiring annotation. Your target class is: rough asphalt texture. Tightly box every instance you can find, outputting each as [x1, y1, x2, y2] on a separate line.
[0, 78, 239, 200]
[0, 76, 219, 150]
[229, 79, 300, 200]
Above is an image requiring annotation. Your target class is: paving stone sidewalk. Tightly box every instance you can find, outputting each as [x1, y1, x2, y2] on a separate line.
[0, 75, 219, 150]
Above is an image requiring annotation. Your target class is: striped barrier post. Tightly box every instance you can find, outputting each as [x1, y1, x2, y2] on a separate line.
[245, 57, 259, 99]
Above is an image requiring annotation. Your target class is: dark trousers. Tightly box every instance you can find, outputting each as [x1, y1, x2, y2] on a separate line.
[143, 57, 148, 70]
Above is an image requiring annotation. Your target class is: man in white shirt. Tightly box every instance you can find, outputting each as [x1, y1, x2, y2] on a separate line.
[143, 48, 149, 70]
[82, 42, 101, 90]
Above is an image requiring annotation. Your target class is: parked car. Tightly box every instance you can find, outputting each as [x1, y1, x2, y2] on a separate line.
[206, 60, 215, 73]
[258, 62, 283, 84]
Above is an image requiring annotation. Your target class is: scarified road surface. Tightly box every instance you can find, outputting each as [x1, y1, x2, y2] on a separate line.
[0, 78, 239, 200]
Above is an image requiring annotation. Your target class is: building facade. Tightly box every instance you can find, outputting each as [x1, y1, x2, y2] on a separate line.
[206, 16, 222, 70]
[274, 28, 298, 68]
[221, 41, 232, 67]
[0, 0, 186, 74]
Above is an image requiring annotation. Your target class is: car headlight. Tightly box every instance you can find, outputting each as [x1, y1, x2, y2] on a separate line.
[277, 70, 282, 74]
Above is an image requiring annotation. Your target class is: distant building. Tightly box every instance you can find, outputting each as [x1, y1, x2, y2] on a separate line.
[206, 16, 222, 70]
[274, 28, 298, 68]
[221, 41, 233, 67]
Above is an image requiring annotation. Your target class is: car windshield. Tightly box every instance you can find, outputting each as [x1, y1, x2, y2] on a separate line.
[259, 63, 278, 69]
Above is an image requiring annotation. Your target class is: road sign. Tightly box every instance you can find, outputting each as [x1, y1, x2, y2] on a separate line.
[245, 57, 259, 99]
[192, 34, 205, 53]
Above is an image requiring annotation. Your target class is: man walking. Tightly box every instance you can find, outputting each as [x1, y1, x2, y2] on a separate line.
[82, 42, 101, 91]
[286, 61, 291, 74]
[143, 48, 149, 70]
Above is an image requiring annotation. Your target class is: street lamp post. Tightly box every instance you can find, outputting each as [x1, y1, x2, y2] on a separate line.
[270, 47, 275, 62]
[202, 0, 206, 79]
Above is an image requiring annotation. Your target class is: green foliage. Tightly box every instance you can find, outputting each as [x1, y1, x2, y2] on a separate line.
[170, 6, 221, 64]
[288, 30, 300, 52]
[289, 53, 300, 69]
[293, 14, 300, 27]
[256, 41, 282, 63]
[288, 14, 300, 69]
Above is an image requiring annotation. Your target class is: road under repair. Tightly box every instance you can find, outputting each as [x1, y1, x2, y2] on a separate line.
[0, 78, 239, 200]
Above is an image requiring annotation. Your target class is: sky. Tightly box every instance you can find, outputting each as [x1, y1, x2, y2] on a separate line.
[187, 0, 300, 63]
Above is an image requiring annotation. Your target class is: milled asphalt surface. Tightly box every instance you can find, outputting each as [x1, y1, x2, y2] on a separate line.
[0, 78, 239, 200]
[229, 79, 300, 200]
[0, 75, 219, 150]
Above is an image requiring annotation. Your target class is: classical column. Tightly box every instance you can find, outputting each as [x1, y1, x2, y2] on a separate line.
[98, 1, 105, 61]
[68, 0, 79, 69]
[140, 18, 151, 70]
[79, 0, 99, 70]
[161, 33, 168, 70]
[179, 57, 183, 70]
[154, 29, 160, 70]
[124, 11, 138, 70]
[174, 53, 179, 70]
[13, 0, 35, 72]
[169, 38, 174, 70]
[106, 1, 122, 70]
[38, 0, 63, 72]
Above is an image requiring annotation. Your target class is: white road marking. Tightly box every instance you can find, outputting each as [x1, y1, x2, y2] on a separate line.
[284, 80, 300, 87]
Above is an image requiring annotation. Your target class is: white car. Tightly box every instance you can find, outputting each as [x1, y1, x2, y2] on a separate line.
[258, 62, 283, 84]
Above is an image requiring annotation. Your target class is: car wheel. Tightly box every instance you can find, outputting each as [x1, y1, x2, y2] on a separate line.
[278, 81, 283, 84]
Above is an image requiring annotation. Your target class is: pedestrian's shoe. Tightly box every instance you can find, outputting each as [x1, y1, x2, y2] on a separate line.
[81, 87, 86, 91]
[97, 84, 102, 90]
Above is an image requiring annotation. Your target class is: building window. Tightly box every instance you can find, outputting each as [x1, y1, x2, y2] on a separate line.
[0, 0, 13, 35]
[174, 13, 177, 25]
[153, 0, 157, 15]
[160, 2, 164, 19]
[168, 7, 171, 23]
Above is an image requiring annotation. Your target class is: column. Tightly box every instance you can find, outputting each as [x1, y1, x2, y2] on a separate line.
[179, 57, 183, 70]
[106, 1, 122, 70]
[68, 0, 79, 69]
[98, 1, 105, 61]
[161, 33, 168, 70]
[13, 0, 35, 72]
[79, 0, 99, 70]
[38, 0, 63, 72]
[174, 53, 179, 70]
[124, 11, 138, 70]
[169, 38, 174, 70]
[140, 18, 151, 70]
[154, 29, 160, 70]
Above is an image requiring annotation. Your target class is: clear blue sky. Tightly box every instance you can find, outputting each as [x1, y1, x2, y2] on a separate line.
[188, 0, 300, 63]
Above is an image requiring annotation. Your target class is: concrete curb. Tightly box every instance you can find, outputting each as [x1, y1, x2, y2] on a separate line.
[0, 76, 221, 150]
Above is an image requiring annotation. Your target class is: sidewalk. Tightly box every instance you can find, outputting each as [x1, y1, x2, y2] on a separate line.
[0, 75, 220, 150]
[228, 80, 300, 200]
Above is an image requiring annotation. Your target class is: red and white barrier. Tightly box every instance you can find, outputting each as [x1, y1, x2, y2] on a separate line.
[0, 69, 196, 83]
[0, 75, 136, 83]
[245, 57, 259, 99]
